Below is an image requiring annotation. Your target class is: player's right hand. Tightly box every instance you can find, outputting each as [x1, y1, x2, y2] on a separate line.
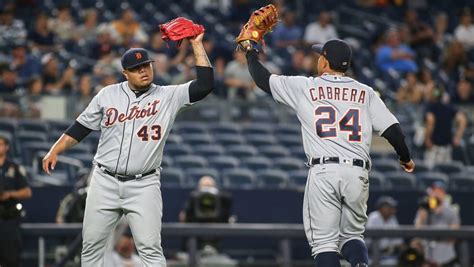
[400, 159, 415, 173]
[42, 151, 58, 175]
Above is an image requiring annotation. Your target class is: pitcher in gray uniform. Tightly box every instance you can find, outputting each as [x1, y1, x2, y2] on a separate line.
[42, 32, 214, 266]
[239, 39, 415, 266]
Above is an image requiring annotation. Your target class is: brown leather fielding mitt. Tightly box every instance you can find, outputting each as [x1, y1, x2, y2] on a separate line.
[235, 4, 279, 51]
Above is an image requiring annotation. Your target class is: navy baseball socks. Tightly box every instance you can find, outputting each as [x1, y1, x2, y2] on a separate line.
[315, 252, 341, 267]
[341, 239, 369, 267]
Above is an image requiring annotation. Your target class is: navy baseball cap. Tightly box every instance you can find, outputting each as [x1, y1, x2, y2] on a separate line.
[376, 196, 398, 209]
[121, 48, 154, 70]
[312, 39, 352, 72]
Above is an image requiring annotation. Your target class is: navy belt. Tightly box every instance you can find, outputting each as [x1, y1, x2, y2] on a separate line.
[97, 163, 158, 182]
[308, 157, 370, 170]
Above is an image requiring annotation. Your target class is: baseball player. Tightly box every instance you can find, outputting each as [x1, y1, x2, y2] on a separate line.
[236, 9, 415, 265]
[42, 31, 213, 266]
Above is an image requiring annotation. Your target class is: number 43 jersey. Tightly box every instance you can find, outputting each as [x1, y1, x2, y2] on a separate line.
[270, 74, 398, 163]
[77, 81, 192, 175]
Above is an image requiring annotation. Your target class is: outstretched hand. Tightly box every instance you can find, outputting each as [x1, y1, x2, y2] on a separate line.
[400, 159, 415, 173]
[189, 32, 204, 45]
[42, 151, 58, 175]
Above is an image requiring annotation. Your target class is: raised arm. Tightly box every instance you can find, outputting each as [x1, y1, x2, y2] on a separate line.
[188, 33, 214, 103]
[246, 49, 272, 95]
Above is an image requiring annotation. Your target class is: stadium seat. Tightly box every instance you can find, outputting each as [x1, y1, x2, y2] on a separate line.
[214, 134, 245, 146]
[371, 151, 388, 161]
[275, 123, 301, 135]
[433, 161, 464, 175]
[176, 122, 208, 134]
[63, 143, 92, 156]
[175, 155, 208, 169]
[74, 153, 95, 169]
[241, 156, 272, 172]
[384, 171, 416, 190]
[0, 119, 17, 135]
[163, 144, 193, 156]
[161, 156, 174, 167]
[21, 142, 52, 164]
[259, 145, 290, 158]
[413, 160, 431, 173]
[48, 120, 72, 132]
[288, 170, 308, 188]
[449, 173, 474, 191]
[17, 131, 48, 143]
[289, 146, 307, 160]
[208, 156, 240, 170]
[245, 134, 277, 147]
[208, 122, 241, 134]
[417, 172, 449, 189]
[18, 119, 49, 133]
[160, 168, 185, 187]
[276, 134, 302, 147]
[33, 153, 84, 184]
[242, 123, 274, 135]
[257, 169, 289, 189]
[369, 171, 387, 190]
[185, 167, 220, 186]
[167, 134, 183, 145]
[32, 173, 69, 186]
[275, 157, 305, 171]
[227, 144, 258, 157]
[193, 144, 225, 157]
[223, 168, 256, 189]
[372, 159, 400, 173]
[181, 133, 214, 145]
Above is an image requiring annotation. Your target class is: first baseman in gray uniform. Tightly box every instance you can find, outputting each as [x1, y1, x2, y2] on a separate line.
[43, 32, 214, 266]
[241, 39, 415, 266]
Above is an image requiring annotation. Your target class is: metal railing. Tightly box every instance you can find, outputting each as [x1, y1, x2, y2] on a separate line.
[22, 223, 474, 267]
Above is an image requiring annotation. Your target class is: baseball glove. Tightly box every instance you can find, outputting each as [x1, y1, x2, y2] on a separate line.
[235, 4, 279, 51]
[160, 17, 205, 47]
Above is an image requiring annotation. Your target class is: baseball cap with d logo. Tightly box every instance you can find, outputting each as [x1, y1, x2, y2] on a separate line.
[312, 39, 352, 72]
[121, 48, 154, 70]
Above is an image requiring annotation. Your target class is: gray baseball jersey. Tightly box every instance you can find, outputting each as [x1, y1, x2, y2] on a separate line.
[77, 81, 192, 175]
[78, 81, 191, 266]
[270, 73, 398, 162]
[270, 73, 398, 257]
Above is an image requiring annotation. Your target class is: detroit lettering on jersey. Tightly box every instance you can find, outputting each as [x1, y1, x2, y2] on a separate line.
[309, 86, 366, 104]
[105, 99, 160, 126]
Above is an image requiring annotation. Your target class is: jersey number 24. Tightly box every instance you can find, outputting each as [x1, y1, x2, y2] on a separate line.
[315, 106, 361, 142]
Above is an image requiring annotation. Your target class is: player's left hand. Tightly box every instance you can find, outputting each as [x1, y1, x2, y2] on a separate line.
[189, 32, 204, 44]
[400, 159, 415, 173]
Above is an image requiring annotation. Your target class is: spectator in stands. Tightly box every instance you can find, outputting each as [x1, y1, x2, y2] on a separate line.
[452, 79, 474, 104]
[366, 196, 404, 265]
[110, 8, 148, 45]
[74, 74, 94, 116]
[213, 56, 227, 97]
[152, 53, 173, 85]
[418, 69, 436, 103]
[48, 5, 77, 43]
[0, 66, 20, 93]
[227, 0, 253, 25]
[0, 134, 33, 267]
[22, 76, 43, 118]
[424, 86, 467, 168]
[283, 49, 308, 76]
[442, 40, 468, 81]
[224, 50, 256, 100]
[147, 31, 172, 55]
[304, 11, 338, 45]
[434, 13, 450, 52]
[454, 9, 474, 50]
[89, 25, 117, 60]
[259, 52, 281, 75]
[194, 0, 231, 14]
[9, 43, 41, 83]
[271, 9, 303, 49]
[415, 181, 460, 266]
[172, 55, 196, 85]
[76, 9, 99, 43]
[92, 51, 122, 77]
[396, 72, 424, 104]
[41, 53, 75, 94]
[376, 28, 418, 73]
[404, 9, 436, 60]
[105, 231, 142, 267]
[29, 13, 57, 52]
[0, 4, 27, 49]
[94, 73, 117, 93]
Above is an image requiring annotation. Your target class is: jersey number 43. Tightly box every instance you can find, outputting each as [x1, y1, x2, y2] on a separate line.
[137, 125, 162, 141]
[315, 106, 361, 142]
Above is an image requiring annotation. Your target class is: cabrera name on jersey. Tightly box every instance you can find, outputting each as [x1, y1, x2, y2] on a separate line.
[269, 74, 398, 163]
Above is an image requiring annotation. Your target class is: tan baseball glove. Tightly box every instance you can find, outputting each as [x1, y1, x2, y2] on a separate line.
[235, 4, 279, 51]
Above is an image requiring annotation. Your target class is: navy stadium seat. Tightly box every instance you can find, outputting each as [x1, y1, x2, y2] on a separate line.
[449, 173, 474, 191]
[260, 145, 289, 158]
[289, 146, 307, 160]
[0, 119, 17, 135]
[161, 156, 174, 167]
[242, 123, 274, 135]
[176, 122, 208, 134]
[164, 144, 193, 156]
[18, 119, 49, 132]
[193, 144, 225, 157]
[208, 122, 241, 134]
[241, 156, 272, 172]
[433, 161, 464, 175]
[275, 157, 304, 171]
[275, 123, 300, 135]
[372, 159, 399, 173]
[413, 160, 431, 173]
[384, 171, 416, 190]
[223, 168, 256, 189]
[369, 171, 387, 190]
[185, 167, 219, 186]
[182, 133, 214, 145]
[160, 168, 184, 187]
[417, 172, 449, 189]
[175, 155, 208, 169]
[74, 153, 95, 169]
[63, 143, 92, 156]
[208, 156, 240, 170]
[32, 173, 69, 186]
[17, 131, 48, 143]
[48, 120, 72, 132]
[214, 134, 245, 146]
[245, 134, 277, 147]
[167, 134, 183, 145]
[21, 142, 52, 164]
[227, 144, 258, 157]
[257, 169, 289, 189]
[276, 134, 302, 147]
[288, 170, 308, 188]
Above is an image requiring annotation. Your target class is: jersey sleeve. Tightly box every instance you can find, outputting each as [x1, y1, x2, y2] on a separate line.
[368, 90, 399, 135]
[76, 92, 103, 131]
[169, 81, 193, 110]
[269, 74, 308, 109]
